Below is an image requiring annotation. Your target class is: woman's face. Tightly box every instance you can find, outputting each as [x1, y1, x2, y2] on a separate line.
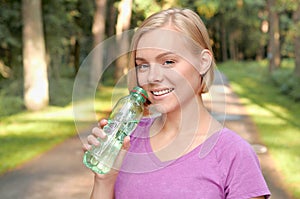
[135, 28, 209, 114]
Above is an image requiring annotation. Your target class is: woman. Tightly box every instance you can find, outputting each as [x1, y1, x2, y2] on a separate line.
[84, 8, 271, 199]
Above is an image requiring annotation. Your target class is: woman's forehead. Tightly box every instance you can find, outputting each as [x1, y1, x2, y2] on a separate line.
[135, 28, 199, 65]
[136, 28, 188, 53]
[136, 29, 199, 59]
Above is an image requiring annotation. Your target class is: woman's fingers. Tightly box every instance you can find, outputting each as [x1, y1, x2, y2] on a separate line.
[98, 119, 108, 128]
[87, 134, 100, 146]
[92, 127, 107, 139]
[83, 120, 108, 153]
[82, 143, 92, 152]
[122, 136, 131, 150]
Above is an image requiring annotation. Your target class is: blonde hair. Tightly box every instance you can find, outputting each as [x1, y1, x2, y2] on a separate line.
[128, 8, 215, 93]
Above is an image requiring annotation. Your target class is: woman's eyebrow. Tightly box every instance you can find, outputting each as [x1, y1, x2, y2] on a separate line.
[135, 57, 146, 62]
[156, 51, 176, 59]
[135, 51, 176, 61]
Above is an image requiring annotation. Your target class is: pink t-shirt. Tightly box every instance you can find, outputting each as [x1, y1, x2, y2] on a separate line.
[115, 117, 271, 199]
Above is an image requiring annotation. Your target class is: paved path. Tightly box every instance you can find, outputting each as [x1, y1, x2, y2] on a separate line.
[0, 132, 94, 199]
[0, 70, 293, 199]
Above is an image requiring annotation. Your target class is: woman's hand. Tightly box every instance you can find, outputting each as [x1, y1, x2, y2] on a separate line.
[83, 119, 131, 199]
[82, 119, 108, 153]
[82, 119, 131, 180]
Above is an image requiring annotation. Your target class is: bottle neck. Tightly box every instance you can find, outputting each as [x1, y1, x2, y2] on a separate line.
[131, 93, 145, 106]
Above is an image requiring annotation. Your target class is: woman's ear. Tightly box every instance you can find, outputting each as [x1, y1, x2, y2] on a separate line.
[199, 49, 212, 75]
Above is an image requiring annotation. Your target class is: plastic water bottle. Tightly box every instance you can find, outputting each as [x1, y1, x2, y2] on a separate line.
[83, 86, 148, 174]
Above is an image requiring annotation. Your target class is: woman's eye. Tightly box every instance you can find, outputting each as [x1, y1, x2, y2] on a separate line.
[163, 60, 175, 67]
[136, 64, 150, 71]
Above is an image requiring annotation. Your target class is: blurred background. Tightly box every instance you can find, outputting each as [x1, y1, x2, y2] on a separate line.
[0, 0, 299, 198]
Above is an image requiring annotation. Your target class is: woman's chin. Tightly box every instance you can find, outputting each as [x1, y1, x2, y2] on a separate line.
[148, 104, 168, 115]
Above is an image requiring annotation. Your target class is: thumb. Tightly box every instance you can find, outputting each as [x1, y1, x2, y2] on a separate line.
[112, 136, 131, 171]
[122, 136, 131, 150]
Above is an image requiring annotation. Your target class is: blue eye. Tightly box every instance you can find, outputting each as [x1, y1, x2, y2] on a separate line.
[136, 64, 150, 71]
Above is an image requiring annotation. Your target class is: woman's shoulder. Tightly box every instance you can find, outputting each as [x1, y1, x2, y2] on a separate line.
[212, 128, 260, 167]
[196, 127, 254, 160]
[216, 128, 253, 151]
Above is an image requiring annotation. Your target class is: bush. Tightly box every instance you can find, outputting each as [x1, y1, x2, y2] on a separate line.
[49, 77, 74, 106]
[290, 79, 300, 101]
[0, 75, 74, 118]
[0, 96, 24, 117]
[271, 69, 300, 101]
[0, 79, 24, 117]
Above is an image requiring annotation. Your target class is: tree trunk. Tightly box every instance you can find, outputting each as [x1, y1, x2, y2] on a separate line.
[90, 0, 107, 87]
[220, 19, 228, 61]
[228, 32, 237, 60]
[256, 41, 265, 61]
[74, 38, 80, 76]
[22, 0, 49, 111]
[107, 0, 117, 37]
[293, 4, 300, 77]
[267, 0, 281, 73]
[114, 0, 132, 82]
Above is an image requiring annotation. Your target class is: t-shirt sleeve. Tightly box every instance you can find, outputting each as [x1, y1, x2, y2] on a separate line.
[217, 131, 271, 199]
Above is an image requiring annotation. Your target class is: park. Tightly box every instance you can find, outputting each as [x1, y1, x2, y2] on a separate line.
[0, 0, 299, 198]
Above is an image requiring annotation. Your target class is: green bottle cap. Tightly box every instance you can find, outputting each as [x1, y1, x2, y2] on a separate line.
[130, 86, 148, 103]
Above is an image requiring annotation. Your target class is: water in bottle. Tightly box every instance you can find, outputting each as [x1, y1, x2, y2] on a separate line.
[83, 86, 148, 174]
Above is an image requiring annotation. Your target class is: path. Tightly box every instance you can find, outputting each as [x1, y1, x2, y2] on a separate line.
[0, 131, 94, 199]
[0, 70, 293, 199]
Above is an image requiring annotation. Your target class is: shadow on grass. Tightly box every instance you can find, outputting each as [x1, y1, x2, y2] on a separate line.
[220, 61, 300, 128]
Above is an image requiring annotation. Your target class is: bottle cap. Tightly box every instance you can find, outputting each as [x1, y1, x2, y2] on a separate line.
[131, 86, 148, 103]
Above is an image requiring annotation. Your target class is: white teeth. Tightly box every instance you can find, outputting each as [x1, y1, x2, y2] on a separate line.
[152, 88, 173, 96]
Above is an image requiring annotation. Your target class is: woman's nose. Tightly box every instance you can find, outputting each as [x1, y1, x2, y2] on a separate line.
[147, 63, 163, 83]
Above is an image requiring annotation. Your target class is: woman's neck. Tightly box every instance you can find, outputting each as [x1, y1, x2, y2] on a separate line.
[149, 95, 222, 162]
[159, 96, 210, 135]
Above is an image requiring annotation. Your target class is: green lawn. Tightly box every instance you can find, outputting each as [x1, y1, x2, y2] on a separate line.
[0, 107, 76, 173]
[218, 60, 300, 198]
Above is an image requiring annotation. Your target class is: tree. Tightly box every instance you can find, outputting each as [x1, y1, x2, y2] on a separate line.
[267, 0, 281, 72]
[42, 0, 85, 78]
[114, 0, 133, 82]
[22, 0, 49, 110]
[292, 3, 300, 77]
[194, 0, 267, 61]
[90, 0, 107, 87]
[0, 1, 22, 79]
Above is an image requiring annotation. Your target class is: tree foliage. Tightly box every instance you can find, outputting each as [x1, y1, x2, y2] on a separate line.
[0, 0, 22, 78]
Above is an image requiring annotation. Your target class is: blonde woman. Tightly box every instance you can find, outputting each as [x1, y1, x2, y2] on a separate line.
[84, 8, 271, 199]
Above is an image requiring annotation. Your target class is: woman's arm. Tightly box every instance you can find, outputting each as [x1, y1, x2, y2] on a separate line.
[90, 173, 118, 199]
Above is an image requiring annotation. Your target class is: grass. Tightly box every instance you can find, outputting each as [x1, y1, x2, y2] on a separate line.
[218, 60, 300, 198]
[0, 77, 127, 175]
[0, 107, 76, 174]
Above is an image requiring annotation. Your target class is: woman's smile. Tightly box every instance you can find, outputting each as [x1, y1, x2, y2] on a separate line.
[151, 88, 174, 96]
